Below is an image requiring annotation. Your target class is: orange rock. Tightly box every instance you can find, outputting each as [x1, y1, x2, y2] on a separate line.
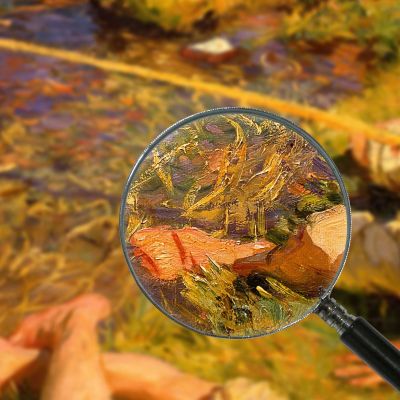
[234, 205, 347, 296]
[131, 206, 346, 295]
[232, 229, 339, 296]
[130, 227, 276, 280]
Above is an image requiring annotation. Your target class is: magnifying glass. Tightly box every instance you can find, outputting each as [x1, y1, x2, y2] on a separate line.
[120, 108, 400, 390]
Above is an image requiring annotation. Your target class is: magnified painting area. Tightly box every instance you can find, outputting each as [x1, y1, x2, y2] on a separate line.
[123, 112, 348, 337]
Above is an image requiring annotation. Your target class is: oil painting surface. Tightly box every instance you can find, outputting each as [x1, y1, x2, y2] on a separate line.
[1, 0, 400, 398]
[124, 113, 348, 336]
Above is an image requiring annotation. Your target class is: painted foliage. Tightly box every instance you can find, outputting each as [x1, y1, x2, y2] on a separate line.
[123, 112, 348, 336]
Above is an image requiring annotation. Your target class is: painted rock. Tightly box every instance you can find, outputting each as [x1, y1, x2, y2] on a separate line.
[351, 119, 400, 192]
[181, 37, 239, 64]
[130, 226, 275, 280]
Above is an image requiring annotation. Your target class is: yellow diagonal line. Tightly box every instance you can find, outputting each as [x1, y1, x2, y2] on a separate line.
[0, 37, 399, 146]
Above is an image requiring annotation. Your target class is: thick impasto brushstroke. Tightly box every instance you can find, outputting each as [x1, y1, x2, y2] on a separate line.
[123, 112, 348, 337]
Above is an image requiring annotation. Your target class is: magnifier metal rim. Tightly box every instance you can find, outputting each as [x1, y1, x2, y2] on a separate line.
[119, 107, 352, 339]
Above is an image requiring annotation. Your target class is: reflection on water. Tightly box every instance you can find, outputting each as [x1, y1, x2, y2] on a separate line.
[0, 0, 367, 109]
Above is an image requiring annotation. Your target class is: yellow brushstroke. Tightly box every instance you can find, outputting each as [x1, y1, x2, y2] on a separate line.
[252, 172, 287, 203]
[237, 114, 262, 135]
[213, 147, 231, 188]
[266, 277, 310, 303]
[182, 183, 201, 209]
[184, 120, 248, 215]
[185, 152, 247, 217]
[183, 206, 224, 223]
[131, 142, 195, 192]
[225, 117, 246, 146]
[0, 38, 398, 146]
[256, 203, 266, 236]
[247, 151, 281, 186]
[256, 285, 273, 299]
[224, 206, 229, 235]
[230, 143, 247, 188]
[153, 150, 174, 195]
[184, 185, 226, 215]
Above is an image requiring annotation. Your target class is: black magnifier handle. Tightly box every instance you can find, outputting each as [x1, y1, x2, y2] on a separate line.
[316, 297, 400, 391]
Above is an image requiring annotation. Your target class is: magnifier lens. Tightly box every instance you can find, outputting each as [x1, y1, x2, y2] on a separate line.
[121, 109, 350, 338]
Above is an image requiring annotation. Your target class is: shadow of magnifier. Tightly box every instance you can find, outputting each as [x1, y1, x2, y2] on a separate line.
[120, 108, 400, 391]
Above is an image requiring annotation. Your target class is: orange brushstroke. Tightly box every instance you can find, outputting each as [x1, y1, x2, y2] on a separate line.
[130, 227, 275, 280]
